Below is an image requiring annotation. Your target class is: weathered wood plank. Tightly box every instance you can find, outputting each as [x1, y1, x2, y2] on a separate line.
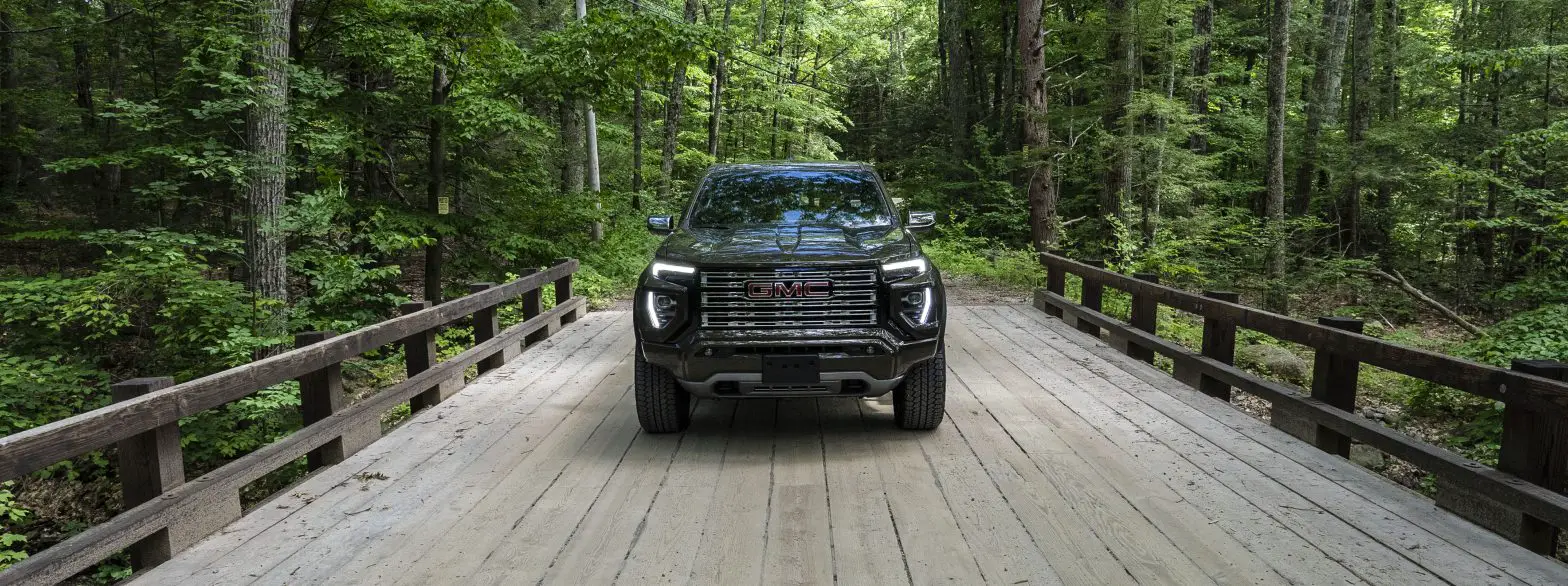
[761, 399, 833, 586]
[687, 399, 779, 585]
[132, 312, 619, 584]
[0, 261, 580, 482]
[815, 399, 910, 586]
[1003, 305, 1538, 585]
[1035, 288, 1568, 533]
[2, 297, 584, 585]
[615, 400, 736, 584]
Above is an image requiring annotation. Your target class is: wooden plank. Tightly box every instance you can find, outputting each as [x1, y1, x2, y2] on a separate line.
[540, 401, 731, 584]
[1035, 288, 1568, 533]
[475, 389, 655, 584]
[934, 373, 1133, 586]
[945, 313, 1234, 585]
[111, 378, 182, 570]
[913, 381, 1064, 585]
[134, 312, 618, 584]
[0, 261, 580, 482]
[687, 400, 778, 585]
[369, 348, 635, 584]
[137, 311, 621, 585]
[999, 305, 1532, 585]
[1036, 254, 1568, 417]
[815, 399, 910, 586]
[616, 400, 738, 584]
[1067, 318, 1568, 585]
[760, 399, 833, 586]
[1127, 272, 1159, 363]
[953, 309, 1365, 585]
[3, 298, 585, 585]
[859, 398, 988, 584]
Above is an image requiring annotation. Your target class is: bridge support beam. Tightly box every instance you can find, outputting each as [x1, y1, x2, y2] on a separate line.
[1042, 252, 1065, 318]
[1074, 260, 1105, 338]
[1175, 291, 1241, 401]
[401, 301, 464, 411]
[296, 331, 379, 470]
[521, 268, 549, 346]
[469, 283, 517, 374]
[1272, 317, 1363, 458]
[1126, 273, 1160, 363]
[553, 257, 580, 325]
[1438, 359, 1568, 554]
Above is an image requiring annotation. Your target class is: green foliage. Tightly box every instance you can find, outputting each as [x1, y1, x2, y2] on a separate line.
[0, 482, 29, 571]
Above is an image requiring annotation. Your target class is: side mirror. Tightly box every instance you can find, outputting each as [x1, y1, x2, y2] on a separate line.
[907, 211, 936, 233]
[647, 215, 674, 236]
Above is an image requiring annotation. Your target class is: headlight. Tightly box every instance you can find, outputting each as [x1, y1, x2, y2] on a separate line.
[901, 287, 936, 326]
[881, 257, 929, 281]
[650, 261, 695, 280]
[644, 290, 680, 328]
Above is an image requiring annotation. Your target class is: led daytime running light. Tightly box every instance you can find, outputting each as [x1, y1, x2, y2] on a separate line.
[881, 257, 928, 276]
[644, 291, 663, 328]
[918, 287, 934, 325]
[650, 261, 695, 279]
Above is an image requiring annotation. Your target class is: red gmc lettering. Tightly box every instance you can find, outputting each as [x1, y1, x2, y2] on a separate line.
[746, 280, 832, 299]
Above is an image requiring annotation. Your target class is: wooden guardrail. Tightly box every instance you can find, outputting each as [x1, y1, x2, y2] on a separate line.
[1035, 252, 1568, 556]
[0, 259, 585, 584]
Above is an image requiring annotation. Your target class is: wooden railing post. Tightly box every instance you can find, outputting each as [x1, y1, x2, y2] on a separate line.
[552, 257, 578, 325]
[521, 268, 546, 346]
[1195, 291, 1241, 400]
[1127, 273, 1160, 363]
[296, 332, 379, 470]
[1273, 317, 1364, 456]
[1076, 260, 1105, 338]
[1497, 360, 1568, 553]
[401, 301, 443, 411]
[469, 282, 511, 374]
[1043, 253, 1065, 318]
[112, 377, 181, 569]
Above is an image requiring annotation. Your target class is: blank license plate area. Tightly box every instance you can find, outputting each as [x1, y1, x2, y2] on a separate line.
[762, 356, 821, 383]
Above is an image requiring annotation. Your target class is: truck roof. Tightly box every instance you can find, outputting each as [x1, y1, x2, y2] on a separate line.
[705, 161, 876, 177]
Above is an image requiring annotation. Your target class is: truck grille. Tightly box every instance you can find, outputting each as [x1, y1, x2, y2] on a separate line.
[699, 267, 880, 328]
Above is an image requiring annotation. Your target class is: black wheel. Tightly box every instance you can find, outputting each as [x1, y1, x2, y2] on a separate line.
[635, 351, 691, 433]
[894, 342, 946, 430]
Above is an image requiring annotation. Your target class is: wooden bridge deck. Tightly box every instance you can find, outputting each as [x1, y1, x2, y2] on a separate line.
[134, 306, 1568, 585]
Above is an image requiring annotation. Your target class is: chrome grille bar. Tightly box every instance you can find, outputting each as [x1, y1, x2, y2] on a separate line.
[698, 266, 880, 328]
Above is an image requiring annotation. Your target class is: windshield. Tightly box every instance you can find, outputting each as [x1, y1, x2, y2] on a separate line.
[687, 169, 893, 229]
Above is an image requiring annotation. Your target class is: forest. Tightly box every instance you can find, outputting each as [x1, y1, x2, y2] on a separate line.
[1, 0, 1565, 576]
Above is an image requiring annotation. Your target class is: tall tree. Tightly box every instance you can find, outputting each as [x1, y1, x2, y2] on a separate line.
[1341, 0, 1375, 255]
[631, 0, 645, 207]
[246, 0, 293, 344]
[940, 0, 973, 159]
[1018, 0, 1056, 251]
[1292, 0, 1352, 215]
[1189, 0, 1215, 153]
[661, 0, 699, 200]
[426, 64, 449, 304]
[1101, 0, 1132, 227]
[1264, 0, 1293, 312]
[0, 11, 18, 212]
[708, 0, 734, 159]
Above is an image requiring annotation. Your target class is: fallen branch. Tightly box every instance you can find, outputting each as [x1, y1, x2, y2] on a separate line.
[1348, 267, 1485, 336]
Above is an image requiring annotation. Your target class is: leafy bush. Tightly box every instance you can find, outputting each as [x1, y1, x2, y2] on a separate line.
[0, 482, 28, 571]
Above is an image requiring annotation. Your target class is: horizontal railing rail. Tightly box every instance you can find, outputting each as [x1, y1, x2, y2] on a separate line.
[0, 258, 584, 584]
[1035, 251, 1568, 556]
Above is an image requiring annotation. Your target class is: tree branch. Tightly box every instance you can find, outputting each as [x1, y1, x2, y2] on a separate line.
[1348, 267, 1485, 336]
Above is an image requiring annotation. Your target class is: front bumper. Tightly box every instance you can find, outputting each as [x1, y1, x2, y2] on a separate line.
[640, 329, 940, 397]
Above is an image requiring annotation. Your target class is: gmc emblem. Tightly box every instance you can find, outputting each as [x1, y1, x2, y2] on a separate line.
[746, 280, 832, 299]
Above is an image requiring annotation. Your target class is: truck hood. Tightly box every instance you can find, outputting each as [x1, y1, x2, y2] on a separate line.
[655, 225, 919, 266]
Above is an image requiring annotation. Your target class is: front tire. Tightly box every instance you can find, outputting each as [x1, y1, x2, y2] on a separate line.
[635, 351, 691, 433]
[894, 343, 946, 430]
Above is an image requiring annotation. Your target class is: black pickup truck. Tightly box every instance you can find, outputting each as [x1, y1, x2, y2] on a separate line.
[632, 162, 946, 433]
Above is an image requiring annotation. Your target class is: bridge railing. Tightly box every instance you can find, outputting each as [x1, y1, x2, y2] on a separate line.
[0, 259, 585, 584]
[1035, 252, 1568, 557]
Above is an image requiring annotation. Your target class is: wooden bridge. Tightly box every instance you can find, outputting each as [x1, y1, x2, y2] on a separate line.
[5, 256, 1568, 585]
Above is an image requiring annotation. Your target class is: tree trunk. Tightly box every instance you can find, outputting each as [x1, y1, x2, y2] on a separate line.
[941, 0, 972, 160]
[1291, 0, 1351, 216]
[708, 0, 734, 159]
[561, 101, 584, 193]
[1019, 0, 1057, 251]
[1368, 0, 1399, 251]
[246, 0, 294, 350]
[631, 0, 644, 207]
[0, 12, 19, 211]
[1341, 0, 1374, 256]
[661, 0, 699, 200]
[102, 2, 126, 219]
[1188, 0, 1214, 153]
[425, 64, 448, 304]
[1101, 0, 1132, 227]
[1264, 0, 1293, 312]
